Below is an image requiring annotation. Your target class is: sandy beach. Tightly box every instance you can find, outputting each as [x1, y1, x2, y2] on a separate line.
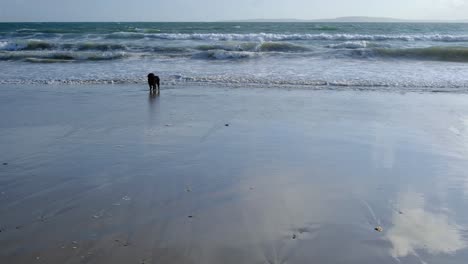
[1, 85, 468, 264]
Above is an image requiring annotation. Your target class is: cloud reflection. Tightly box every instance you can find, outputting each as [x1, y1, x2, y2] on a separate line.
[386, 192, 466, 259]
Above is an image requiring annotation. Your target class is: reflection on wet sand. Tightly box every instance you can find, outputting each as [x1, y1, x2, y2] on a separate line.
[386, 192, 466, 260]
[3, 86, 468, 263]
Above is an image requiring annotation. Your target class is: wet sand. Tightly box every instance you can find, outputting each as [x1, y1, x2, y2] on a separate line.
[1, 85, 468, 264]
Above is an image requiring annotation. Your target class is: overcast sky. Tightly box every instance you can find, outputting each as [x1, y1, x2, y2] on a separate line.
[1, 0, 468, 22]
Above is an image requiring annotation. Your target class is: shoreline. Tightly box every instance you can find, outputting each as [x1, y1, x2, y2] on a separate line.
[1, 82, 468, 94]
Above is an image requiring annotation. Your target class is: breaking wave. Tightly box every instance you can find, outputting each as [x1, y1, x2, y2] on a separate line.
[72, 43, 128, 51]
[151, 46, 190, 53]
[192, 50, 257, 60]
[327, 41, 368, 49]
[104, 32, 468, 42]
[0, 39, 310, 54]
[0, 40, 128, 52]
[196, 42, 309, 52]
[3, 39, 468, 63]
[257, 42, 309, 52]
[0, 51, 128, 62]
[373, 46, 468, 62]
[0, 40, 56, 51]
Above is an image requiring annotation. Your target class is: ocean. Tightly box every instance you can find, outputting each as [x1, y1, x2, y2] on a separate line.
[1, 22, 468, 91]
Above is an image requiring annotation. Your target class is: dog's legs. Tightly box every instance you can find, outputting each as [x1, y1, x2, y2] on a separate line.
[157, 79, 160, 94]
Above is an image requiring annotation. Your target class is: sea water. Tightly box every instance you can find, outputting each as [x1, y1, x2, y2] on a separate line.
[1, 22, 468, 91]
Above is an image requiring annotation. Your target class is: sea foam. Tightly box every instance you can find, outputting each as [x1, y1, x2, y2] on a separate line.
[110, 33, 468, 42]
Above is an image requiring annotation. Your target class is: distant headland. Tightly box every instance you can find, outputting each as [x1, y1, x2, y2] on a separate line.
[221, 16, 468, 23]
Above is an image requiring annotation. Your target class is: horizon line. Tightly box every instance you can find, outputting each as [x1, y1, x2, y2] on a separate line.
[1, 16, 468, 23]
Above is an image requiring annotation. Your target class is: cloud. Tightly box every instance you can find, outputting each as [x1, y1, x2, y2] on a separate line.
[386, 192, 466, 259]
[439, 0, 467, 8]
[432, 0, 468, 10]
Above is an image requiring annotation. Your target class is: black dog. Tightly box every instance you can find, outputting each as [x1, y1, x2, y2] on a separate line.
[147, 73, 160, 94]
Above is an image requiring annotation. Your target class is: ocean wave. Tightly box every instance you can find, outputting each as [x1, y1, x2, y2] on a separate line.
[373, 46, 468, 62]
[106, 32, 146, 39]
[23, 58, 75, 63]
[192, 50, 257, 60]
[103, 32, 468, 42]
[196, 42, 309, 52]
[72, 42, 128, 51]
[0, 40, 56, 51]
[7, 31, 468, 43]
[327, 41, 368, 49]
[257, 42, 309, 52]
[0, 51, 128, 62]
[311, 25, 338, 31]
[0, 40, 129, 52]
[0, 41, 8, 50]
[135, 28, 161, 33]
[195, 44, 248, 51]
[22, 40, 56, 50]
[1, 40, 309, 55]
[15, 28, 38, 33]
[151, 46, 190, 53]
[4, 40, 468, 63]
[34, 28, 81, 34]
